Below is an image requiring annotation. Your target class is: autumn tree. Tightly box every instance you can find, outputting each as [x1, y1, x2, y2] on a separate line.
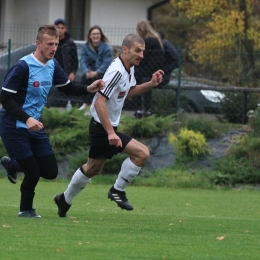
[161, 0, 260, 87]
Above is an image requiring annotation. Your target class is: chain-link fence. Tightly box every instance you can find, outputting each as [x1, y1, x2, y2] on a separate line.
[1, 25, 260, 124]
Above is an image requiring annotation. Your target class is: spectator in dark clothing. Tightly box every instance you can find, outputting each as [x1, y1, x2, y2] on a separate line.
[46, 19, 78, 108]
[134, 20, 164, 113]
[159, 31, 179, 85]
[79, 25, 112, 110]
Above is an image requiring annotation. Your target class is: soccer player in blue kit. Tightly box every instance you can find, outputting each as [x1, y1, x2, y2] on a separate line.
[0, 24, 105, 218]
[54, 33, 164, 217]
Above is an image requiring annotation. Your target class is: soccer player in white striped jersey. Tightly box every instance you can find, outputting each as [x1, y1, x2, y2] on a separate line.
[54, 33, 164, 216]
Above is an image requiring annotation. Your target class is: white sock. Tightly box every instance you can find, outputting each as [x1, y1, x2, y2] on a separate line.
[64, 168, 91, 204]
[114, 158, 142, 191]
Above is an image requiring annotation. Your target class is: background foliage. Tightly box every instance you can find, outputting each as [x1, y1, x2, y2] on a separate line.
[153, 0, 260, 87]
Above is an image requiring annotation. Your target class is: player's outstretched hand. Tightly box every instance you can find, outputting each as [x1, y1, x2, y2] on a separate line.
[87, 79, 105, 93]
[151, 70, 164, 86]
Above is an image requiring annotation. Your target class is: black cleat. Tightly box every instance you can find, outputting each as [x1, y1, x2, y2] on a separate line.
[1, 156, 18, 184]
[108, 187, 133, 211]
[53, 193, 71, 217]
[18, 209, 41, 218]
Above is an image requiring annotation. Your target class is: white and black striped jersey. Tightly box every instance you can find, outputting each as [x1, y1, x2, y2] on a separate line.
[90, 56, 136, 127]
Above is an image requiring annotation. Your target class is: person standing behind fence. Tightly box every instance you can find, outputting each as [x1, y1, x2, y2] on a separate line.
[134, 20, 164, 115]
[79, 25, 113, 110]
[158, 31, 179, 85]
[46, 18, 78, 108]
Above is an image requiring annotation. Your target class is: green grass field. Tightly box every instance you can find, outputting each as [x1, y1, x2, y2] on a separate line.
[1, 179, 260, 260]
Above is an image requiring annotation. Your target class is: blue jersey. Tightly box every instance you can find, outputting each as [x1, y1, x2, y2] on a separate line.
[2, 54, 68, 128]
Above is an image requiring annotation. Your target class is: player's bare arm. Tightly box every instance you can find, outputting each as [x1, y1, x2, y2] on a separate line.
[87, 79, 105, 93]
[94, 94, 122, 147]
[127, 69, 164, 98]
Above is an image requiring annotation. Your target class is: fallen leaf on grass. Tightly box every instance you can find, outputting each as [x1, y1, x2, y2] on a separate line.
[216, 235, 225, 241]
[2, 224, 11, 228]
[72, 220, 79, 224]
[56, 248, 63, 252]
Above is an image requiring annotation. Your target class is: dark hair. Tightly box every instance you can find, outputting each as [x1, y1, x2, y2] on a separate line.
[86, 25, 109, 46]
[54, 18, 66, 26]
[158, 31, 165, 40]
[122, 34, 144, 48]
[37, 24, 59, 41]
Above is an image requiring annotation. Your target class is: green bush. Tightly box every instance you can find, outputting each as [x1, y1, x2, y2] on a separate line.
[119, 114, 175, 138]
[102, 153, 128, 174]
[168, 128, 209, 157]
[250, 106, 260, 137]
[152, 89, 176, 116]
[212, 135, 260, 185]
[220, 92, 258, 124]
[41, 107, 91, 158]
[183, 116, 219, 139]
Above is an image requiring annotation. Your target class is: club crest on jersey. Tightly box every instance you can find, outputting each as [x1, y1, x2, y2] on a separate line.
[33, 81, 40, 88]
[118, 91, 126, 99]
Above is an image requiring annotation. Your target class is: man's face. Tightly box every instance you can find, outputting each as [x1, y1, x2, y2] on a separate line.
[124, 41, 145, 67]
[36, 33, 59, 62]
[55, 23, 66, 39]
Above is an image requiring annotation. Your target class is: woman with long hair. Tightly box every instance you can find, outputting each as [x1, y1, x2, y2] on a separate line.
[79, 25, 112, 110]
[135, 20, 164, 114]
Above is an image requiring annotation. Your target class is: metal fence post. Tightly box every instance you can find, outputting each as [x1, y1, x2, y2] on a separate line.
[8, 39, 11, 70]
[242, 91, 249, 124]
[176, 46, 182, 115]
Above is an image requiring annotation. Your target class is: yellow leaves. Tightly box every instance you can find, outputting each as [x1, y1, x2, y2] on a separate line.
[169, 128, 208, 157]
[2, 224, 11, 228]
[209, 11, 245, 36]
[171, 0, 229, 18]
[188, 9, 247, 64]
[168, 132, 178, 145]
[169, 0, 260, 66]
[216, 235, 225, 241]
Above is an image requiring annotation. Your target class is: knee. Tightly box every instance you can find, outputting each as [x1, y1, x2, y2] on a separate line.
[141, 146, 150, 162]
[46, 170, 58, 180]
[41, 165, 58, 180]
[134, 146, 150, 166]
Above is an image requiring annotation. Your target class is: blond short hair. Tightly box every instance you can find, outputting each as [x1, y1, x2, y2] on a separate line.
[37, 24, 59, 41]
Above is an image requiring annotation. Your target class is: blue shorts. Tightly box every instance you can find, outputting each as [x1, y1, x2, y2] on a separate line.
[0, 124, 54, 160]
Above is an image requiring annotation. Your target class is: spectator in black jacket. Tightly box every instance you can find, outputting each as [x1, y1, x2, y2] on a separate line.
[159, 31, 179, 85]
[46, 18, 78, 108]
[135, 20, 164, 114]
